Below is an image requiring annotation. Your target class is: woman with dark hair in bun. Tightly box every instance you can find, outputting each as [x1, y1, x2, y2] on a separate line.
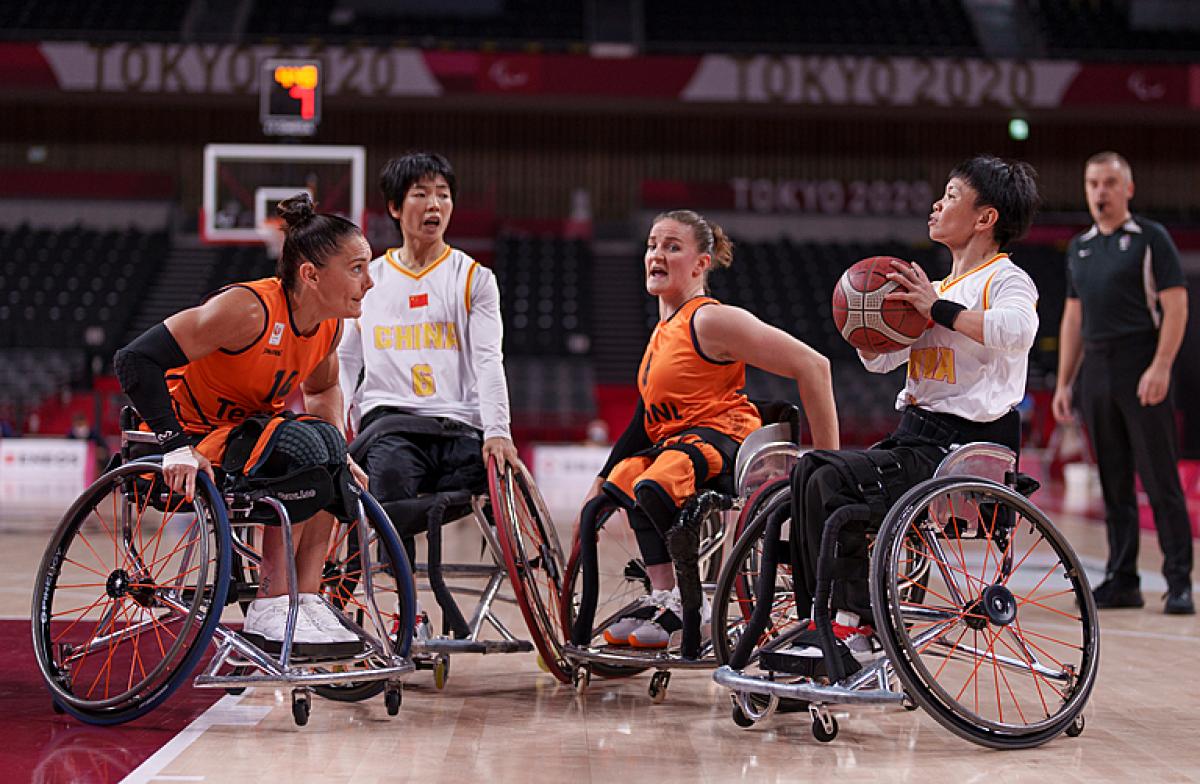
[113, 193, 375, 654]
[581, 209, 840, 649]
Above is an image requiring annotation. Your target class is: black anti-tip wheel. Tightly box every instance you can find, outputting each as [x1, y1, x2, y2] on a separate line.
[1065, 714, 1085, 737]
[812, 715, 839, 743]
[291, 692, 311, 727]
[731, 704, 755, 728]
[385, 685, 402, 716]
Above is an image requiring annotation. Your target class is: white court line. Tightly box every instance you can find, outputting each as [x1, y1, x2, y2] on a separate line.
[120, 692, 273, 784]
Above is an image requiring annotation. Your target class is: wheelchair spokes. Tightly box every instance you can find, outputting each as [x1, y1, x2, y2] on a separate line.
[491, 460, 571, 682]
[874, 479, 1099, 747]
[33, 462, 230, 722]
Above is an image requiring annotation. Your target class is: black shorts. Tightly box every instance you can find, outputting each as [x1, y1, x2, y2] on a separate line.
[363, 428, 486, 504]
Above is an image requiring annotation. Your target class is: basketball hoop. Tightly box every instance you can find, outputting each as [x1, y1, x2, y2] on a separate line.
[257, 216, 285, 260]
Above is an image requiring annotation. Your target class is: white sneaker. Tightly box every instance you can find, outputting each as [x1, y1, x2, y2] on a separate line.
[243, 594, 361, 656]
[603, 593, 661, 646]
[300, 594, 360, 644]
[243, 595, 325, 646]
[628, 588, 711, 650]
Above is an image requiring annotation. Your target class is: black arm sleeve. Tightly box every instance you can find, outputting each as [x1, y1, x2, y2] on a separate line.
[598, 397, 652, 479]
[113, 323, 194, 451]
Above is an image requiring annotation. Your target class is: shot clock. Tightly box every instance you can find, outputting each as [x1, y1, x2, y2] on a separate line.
[260, 58, 322, 137]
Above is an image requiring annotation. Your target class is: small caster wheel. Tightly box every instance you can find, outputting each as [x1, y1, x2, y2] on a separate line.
[812, 715, 839, 743]
[648, 671, 670, 704]
[731, 704, 755, 728]
[901, 694, 918, 712]
[572, 667, 591, 695]
[1065, 713, 1085, 737]
[225, 686, 246, 696]
[51, 700, 65, 715]
[385, 685, 402, 716]
[291, 691, 311, 727]
[433, 655, 450, 690]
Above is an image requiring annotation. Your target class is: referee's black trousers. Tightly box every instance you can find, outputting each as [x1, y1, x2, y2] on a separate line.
[1078, 332, 1194, 593]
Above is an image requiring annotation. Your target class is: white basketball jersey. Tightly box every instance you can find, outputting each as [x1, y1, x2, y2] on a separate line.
[338, 246, 512, 440]
[860, 254, 1039, 423]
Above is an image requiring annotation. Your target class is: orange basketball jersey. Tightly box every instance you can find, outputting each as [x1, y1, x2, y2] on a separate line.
[167, 278, 340, 436]
[637, 296, 760, 443]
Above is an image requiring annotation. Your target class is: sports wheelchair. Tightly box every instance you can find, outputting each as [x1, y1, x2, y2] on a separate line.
[31, 408, 416, 727]
[712, 442, 1100, 749]
[347, 413, 571, 687]
[562, 402, 804, 702]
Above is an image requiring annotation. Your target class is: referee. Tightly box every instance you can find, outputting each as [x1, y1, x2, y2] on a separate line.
[1053, 151, 1194, 615]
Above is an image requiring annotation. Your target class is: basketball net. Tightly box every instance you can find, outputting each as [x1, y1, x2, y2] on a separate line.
[257, 216, 285, 260]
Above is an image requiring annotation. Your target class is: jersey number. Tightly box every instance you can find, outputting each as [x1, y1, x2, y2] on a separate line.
[263, 370, 299, 403]
[412, 364, 436, 397]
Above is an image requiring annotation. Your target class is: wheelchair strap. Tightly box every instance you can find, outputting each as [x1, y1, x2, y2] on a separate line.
[795, 449, 909, 520]
[633, 426, 740, 484]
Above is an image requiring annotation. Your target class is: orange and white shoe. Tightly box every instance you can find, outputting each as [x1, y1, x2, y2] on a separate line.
[603, 593, 662, 645]
[628, 588, 710, 650]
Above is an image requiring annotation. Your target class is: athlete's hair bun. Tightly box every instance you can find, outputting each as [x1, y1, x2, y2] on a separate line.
[277, 192, 316, 229]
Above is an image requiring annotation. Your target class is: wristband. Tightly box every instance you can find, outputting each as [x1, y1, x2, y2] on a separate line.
[163, 445, 199, 470]
[156, 429, 194, 453]
[930, 299, 967, 331]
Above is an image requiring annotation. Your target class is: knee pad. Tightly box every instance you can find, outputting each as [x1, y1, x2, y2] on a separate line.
[271, 419, 338, 468]
[227, 416, 354, 524]
[633, 481, 679, 537]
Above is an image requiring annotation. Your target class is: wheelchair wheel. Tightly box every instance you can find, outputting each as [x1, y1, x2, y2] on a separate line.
[490, 458, 572, 684]
[870, 478, 1099, 749]
[31, 461, 232, 725]
[711, 478, 802, 665]
[561, 502, 652, 679]
[313, 490, 417, 702]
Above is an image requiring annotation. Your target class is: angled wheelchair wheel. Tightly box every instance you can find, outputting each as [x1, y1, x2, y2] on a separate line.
[711, 478, 802, 665]
[490, 458, 572, 683]
[561, 501, 652, 679]
[870, 477, 1100, 749]
[314, 490, 416, 702]
[31, 461, 232, 725]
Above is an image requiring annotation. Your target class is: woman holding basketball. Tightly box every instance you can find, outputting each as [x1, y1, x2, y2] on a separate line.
[773, 154, 1041, 670]
[581, 209, 840, 649]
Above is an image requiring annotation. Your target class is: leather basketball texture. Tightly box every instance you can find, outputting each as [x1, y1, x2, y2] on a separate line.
[831, 256, 928, 353]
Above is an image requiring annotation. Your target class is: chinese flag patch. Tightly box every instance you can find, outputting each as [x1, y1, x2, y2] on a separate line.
[409, 293, 429, 308]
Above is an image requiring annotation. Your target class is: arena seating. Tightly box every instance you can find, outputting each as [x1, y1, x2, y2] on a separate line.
[494, 234, 592, 357]
[0, 225, 165, 351]
[245, 0, 585, 46]
[493, 233, 596, 434]
[207, 245, 276, 293]
[0, 0, 189, 38]
[644, 0, 981, 55]
[1026, 0, 1200, 60]
[0, 225, 166, 411]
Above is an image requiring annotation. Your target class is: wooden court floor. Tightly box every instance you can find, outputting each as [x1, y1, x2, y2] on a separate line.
[2, 489, 1198, 784]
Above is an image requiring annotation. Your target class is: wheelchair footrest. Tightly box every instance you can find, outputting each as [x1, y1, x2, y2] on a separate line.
[760, 642, 863, 679]
[413, 638, 533, 655]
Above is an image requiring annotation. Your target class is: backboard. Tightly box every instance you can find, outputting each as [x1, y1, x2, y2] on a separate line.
[201, 143, 366, 244]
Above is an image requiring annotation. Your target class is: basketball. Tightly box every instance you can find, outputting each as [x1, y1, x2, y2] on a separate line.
[831, 256, 929, 353]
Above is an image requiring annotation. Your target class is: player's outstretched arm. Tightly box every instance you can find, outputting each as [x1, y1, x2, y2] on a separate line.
[693, 304, 839, 450]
